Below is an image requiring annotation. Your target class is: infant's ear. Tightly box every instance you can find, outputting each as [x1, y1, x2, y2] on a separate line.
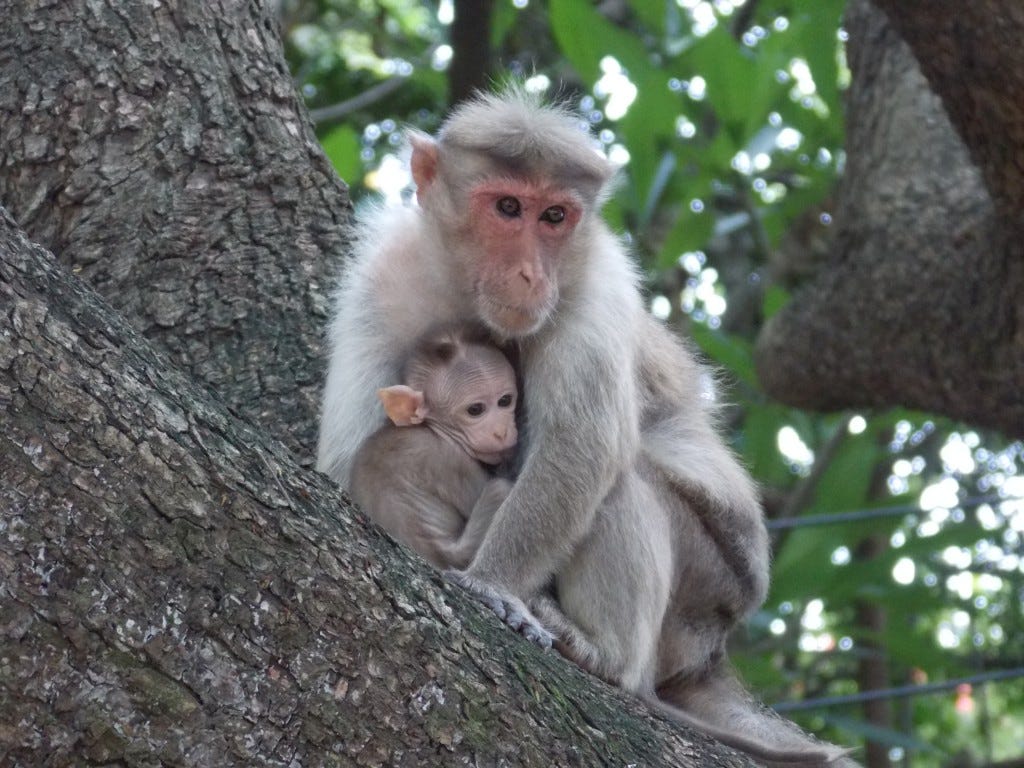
[378, 385, 428, 426]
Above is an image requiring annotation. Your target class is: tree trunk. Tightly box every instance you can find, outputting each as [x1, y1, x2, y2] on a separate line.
[755, 0, 1024, 437]
[0, 0, 351, 459]
[854, 536, 892, 768]
[450, 0, 496, 105]
[875, 0, 1024, 219]
[0, 1, 772, 764]
[1, 206, 755, 766]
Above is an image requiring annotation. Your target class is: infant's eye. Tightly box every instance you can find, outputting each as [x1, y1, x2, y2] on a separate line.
[496, 197, 522, 218]
[466, 403, 485, 417]
[540, 206, 565, 224]
[497, 394, 514, 408]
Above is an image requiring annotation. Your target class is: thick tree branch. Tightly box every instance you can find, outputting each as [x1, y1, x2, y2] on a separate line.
[872, 0, 1024, 218]
[450, 0, 496, 105]
[0, 207, 756, 765]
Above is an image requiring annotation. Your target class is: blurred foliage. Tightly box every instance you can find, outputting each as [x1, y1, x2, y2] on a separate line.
[282, 1, 1024, 765]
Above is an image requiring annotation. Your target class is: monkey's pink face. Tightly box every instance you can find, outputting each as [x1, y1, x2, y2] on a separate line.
[466, 180, 582, 337]
[452, 383, 518, 465]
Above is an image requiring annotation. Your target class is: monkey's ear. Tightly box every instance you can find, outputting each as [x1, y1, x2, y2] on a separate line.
[407, 129, 439, 201]
[378, 385, 428, 427]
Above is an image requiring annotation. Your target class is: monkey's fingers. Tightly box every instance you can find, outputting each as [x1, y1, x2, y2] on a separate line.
[443, 568, 507, 620]
[443, 569, 554, 649]
[518, 619, 555, 649]
[504, 603, 554, 649]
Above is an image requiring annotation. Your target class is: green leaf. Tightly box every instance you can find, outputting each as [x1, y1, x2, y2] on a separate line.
[682, 25, 769, 145]
[655, 198, 716, 268]
[490, 0, 519, 48]
[763, 283, 791, 320]
[319, 124, 362, 185]
[550, 0, 651, 83]
[811, 425, 887, 515]
[550, 0, 677, 188]
[628, 0, 674, 36]
[741, 405, 797, 488]
[689, 325, 757, 388]
[770, 526, 842, 601]
[791, 1, 845, 115]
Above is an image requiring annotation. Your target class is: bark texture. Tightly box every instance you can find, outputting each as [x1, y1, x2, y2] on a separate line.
[875, 0, 1024, 218]
[755, 0, 1023, 437]
[0, 207, 754, 766]
[0, 0, 351, 459]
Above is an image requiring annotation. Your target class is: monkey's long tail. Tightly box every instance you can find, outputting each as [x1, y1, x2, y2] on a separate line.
[650, 670, 857, 767]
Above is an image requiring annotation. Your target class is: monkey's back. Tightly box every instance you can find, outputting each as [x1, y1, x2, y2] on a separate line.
[350, 425, 492, 568]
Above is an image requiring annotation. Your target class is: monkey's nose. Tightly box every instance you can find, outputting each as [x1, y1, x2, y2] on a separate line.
[518, 256, 539, 286]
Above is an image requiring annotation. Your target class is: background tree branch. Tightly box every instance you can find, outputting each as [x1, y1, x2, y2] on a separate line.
[755, 0, 1023, 438]
[450, 0, 496, 104]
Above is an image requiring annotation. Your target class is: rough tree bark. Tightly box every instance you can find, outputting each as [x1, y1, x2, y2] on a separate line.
[875, 0, 1024, 219]
[0, 0, 778, 765]
[755, 0, 1023, 437]
[0, 0, 350, 459]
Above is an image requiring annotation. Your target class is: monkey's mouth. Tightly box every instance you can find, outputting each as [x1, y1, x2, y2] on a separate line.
[474, 448, 515, 465]
[479, 297, 554, 338]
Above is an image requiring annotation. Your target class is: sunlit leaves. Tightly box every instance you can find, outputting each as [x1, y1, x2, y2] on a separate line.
[681, 23, 782, 145]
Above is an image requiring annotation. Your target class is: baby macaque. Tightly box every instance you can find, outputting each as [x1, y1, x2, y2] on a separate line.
[349, 323, 517, 570]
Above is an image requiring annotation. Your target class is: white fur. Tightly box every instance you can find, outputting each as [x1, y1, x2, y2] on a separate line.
[317, 204, 468, 483]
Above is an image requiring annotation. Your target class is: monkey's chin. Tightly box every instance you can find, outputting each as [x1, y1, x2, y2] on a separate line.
[479, 300, 552, 339]
[474, 452, 505, 466]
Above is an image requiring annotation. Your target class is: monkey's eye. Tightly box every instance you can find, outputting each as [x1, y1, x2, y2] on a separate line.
[497, 394, 514, 408]
[496, 196, 522, 218]
[540, 206, 566, 224]
[466, 403, 486, 417]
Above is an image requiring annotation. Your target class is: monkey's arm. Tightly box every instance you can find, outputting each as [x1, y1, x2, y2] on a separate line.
[444, 473, 558, 650]
[450, 296, 642, 638]
[317, 288, 396, 484]
[318, 205, 453, 485]
[439, 477, 512, 569]
[480, 339, 634, 574]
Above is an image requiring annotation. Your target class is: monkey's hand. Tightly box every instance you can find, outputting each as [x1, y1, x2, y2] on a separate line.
[444, 569, 554, 650]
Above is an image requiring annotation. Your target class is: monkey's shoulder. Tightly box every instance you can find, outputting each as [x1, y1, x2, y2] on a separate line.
[342, 207, 468, 340]
[355, 424, 489, 484]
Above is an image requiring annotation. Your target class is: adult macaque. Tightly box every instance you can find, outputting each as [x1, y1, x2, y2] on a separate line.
[318, 88, 850, 764]
[350, 324, 518, 571]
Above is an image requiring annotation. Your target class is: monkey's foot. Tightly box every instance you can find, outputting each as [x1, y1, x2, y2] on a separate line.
[444, 570, 554, 649]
